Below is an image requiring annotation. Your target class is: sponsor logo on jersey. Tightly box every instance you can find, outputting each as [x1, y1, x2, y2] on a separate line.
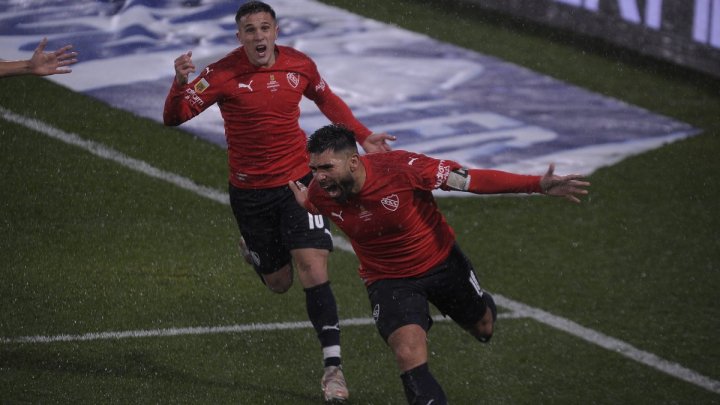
[315, 78, 326, 93]
[238, 80, 254, 92]
[381, 194, 399, 212]
[331, 211, 344, 222]
[286, 72, 300, 88]
[267, 74, 280, 92]
[184, 88, 204, 107]
[435, 160, 451, 189]
[359, 205, 373, 222]
[408, 157, 419, 166]
[204, 67, 212, 76]
[194, 78, 210, 94]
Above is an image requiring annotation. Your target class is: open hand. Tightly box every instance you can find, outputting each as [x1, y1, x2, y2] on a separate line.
[30, 37, 78, 76]
[540, 163, 591, 203]
[288, 180, 309, 208]
[361, 132, 396, 153]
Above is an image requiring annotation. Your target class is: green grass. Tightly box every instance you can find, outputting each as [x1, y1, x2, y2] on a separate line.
[1, 0, 719, 403]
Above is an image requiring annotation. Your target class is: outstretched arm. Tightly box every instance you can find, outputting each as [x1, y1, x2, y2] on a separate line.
[539, 163, 590, 203]
[443, 163, 589, 203]
[0, 38, 78, 78]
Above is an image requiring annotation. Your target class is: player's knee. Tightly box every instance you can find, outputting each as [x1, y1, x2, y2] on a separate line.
[393, 339, 419, 365]
[473, 321, 494, 343]
[472, 293, 497, 343]
[266, 279, 292, 293]
[263, 265, 293, 293]
[388, 325, 428, 369]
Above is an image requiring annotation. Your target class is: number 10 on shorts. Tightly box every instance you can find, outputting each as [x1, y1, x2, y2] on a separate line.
[308, 213, 325, 229]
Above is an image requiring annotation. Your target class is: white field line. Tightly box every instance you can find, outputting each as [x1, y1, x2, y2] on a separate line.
[0, 106, 229, 205]
[0, 313, 525, 345]
[2, 107, 718, 395]
[496, 295, 720, 394]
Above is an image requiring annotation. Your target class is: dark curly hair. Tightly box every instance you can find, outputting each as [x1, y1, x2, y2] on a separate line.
[307, 124, 359, 155]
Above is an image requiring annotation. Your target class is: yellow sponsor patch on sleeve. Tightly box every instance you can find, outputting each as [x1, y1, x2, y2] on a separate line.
[194, 78, 210, 94]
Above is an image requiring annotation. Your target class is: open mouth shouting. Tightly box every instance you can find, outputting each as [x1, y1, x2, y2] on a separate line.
[320, 177, 355, 203]
[255, 44, 267, 58]
[319, 180, 340, 198]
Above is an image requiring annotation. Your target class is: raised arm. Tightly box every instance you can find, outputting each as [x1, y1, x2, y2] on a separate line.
[163, 50, 203, 126]
[313, 91, 395, 153]
[173, 50, 196, 85]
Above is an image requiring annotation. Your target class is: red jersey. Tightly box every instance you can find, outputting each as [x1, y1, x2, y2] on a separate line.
[307, 150, 543, 286]
[307, 150, 462, 285]
[163, 45, 372, 189]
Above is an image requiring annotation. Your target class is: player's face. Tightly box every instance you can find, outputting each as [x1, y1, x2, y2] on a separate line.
[236, 11, 278, 68]
[310, 150, 358, 203]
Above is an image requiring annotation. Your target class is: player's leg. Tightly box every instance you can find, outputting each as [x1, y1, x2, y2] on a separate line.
[471, 292, 497, 342]
[427, 243, 496, 343]
[291, 247, 340, 368]
[368, 279, 447, 404]
[283, 174, 347, 402]
[229, 183, 294, 293]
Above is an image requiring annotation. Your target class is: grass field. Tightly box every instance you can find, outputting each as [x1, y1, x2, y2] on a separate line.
[2, 0, 719, 403]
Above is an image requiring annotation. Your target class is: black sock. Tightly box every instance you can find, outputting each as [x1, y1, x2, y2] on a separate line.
[305, 281, 341, 367]
[400, 363, 447, 405]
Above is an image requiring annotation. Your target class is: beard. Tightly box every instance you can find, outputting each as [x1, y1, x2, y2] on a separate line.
[329, 175, 356, 204]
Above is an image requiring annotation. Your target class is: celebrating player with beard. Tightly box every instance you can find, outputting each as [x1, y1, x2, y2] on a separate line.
[290, 124, 589, 404]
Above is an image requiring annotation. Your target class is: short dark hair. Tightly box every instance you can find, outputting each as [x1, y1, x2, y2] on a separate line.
[235, 1, 276, 23]
[307, 125, 358, 155]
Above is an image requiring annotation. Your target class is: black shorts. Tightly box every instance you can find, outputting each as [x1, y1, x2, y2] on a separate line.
[229, 172, 333, 276]
[367, 244, 489, 342]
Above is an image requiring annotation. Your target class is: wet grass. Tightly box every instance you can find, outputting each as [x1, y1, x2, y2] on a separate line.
[1, 1, 719, 403]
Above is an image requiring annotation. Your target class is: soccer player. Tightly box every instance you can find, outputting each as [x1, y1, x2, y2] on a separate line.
[0, 38, 77, 78]
[289, 124, 590, 404]
[162, 2, 393, 402]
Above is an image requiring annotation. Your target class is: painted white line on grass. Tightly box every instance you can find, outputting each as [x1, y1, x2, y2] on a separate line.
[0, 313, 525, 344]
[3, 108, 718, 395]
[497, 295, 720, 394]
[0, 106, 229, 205]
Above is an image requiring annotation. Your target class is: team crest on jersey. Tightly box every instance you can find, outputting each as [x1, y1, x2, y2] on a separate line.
[381, 194, 399, 212]
[194, 78, 210, 94]
[286, 72, 300, 88]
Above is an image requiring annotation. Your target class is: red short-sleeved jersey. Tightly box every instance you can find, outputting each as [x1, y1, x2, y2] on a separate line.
[164, 45, 371, 189]
[308, 150, 463, 285]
